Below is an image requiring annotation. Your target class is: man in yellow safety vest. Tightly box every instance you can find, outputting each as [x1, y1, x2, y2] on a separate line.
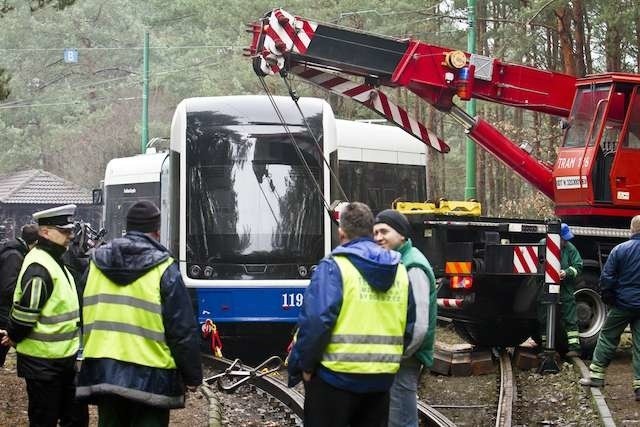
[287, 202, 413, 427]
[0, 204, 82, 426]
[76, 201, 202, 426]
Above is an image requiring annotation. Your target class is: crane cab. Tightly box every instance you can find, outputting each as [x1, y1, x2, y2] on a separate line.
[553, 74, 640, 225]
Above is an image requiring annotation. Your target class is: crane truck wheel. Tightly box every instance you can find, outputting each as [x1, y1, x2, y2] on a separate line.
[574, 270, 606, 355]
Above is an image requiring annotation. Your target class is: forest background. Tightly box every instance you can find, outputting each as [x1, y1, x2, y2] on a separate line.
[1, 0, 639, 219]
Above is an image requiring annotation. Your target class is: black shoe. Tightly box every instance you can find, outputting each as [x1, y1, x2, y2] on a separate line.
[635, 388, 640, 401]
[579, 377, 604, 388]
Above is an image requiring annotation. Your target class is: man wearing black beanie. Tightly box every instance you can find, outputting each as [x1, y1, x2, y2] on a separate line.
[125, 200, 161, 234]
[77, 201, 202, 426]
[374, 209, 437, 427]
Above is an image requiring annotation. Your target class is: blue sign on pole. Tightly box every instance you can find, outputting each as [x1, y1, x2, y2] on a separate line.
[63, 48, 78, 64]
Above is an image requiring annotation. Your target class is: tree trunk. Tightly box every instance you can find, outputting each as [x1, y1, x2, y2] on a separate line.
[636, 7, 640, 72]
[572, 0, 587, 77]
[584, 6, 593, 74]
[605, 22, 623, 71]
[554, 6, 577, 76]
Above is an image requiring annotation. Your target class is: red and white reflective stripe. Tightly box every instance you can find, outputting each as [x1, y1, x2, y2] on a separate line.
[259, 9, 318, 74]
[271, 9, 317, 55]
[263, 10, 317, 56]
[545, 233, 561, 291]
[290, 65, 449, 153]
[437, 298, 464, 309]
[513, 246, 538, 273]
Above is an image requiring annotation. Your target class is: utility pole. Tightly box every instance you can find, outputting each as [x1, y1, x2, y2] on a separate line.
[141, 31, 149, 154]
[464, 0, 477, 200]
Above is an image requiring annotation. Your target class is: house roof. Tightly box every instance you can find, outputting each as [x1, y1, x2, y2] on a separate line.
[0, 169, 93, 204]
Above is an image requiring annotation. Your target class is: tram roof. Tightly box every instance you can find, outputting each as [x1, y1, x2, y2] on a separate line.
[176, 95, 331, 126]
[104, 151, 168, 185]
[335, 119, 426, 165]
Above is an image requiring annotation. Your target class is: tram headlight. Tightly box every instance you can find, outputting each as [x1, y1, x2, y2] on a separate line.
[203, 266, 214, 278]
[189, 264, 202, 278]
[298, 265, 308, 277]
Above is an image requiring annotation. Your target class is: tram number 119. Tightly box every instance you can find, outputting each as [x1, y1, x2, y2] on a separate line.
[282, 293, 304, 308]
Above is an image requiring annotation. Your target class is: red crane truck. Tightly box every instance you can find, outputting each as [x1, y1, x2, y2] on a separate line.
[246, 9, 639, 354]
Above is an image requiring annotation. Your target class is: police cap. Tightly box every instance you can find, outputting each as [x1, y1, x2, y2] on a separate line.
[32, 204, 77, 229]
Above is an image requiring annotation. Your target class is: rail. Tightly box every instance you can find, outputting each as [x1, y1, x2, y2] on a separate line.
[495, 349, 515, 427]
[202, 355, 457, 426]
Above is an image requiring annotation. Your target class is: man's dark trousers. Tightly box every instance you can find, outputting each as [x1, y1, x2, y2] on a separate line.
[25, 374, 76, 427]
[303, 374, 389, 427]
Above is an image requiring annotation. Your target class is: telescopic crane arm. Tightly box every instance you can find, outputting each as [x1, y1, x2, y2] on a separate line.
[247, 9, 577, 199]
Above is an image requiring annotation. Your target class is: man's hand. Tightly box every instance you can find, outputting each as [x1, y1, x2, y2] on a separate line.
[559, 270, 566, 280]
[302, 371, 313, 382]
[0, 330, 14, 347]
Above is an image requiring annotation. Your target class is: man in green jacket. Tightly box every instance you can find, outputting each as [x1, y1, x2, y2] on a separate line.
[374, 209, 437, 427]
[539, 223, 583, 356]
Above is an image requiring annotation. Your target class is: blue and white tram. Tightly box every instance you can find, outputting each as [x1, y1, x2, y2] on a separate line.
[168, 96, 336, 354]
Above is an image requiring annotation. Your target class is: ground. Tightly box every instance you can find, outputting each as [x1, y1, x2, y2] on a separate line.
[420, 324, 600, 426]
[0, 349, 208, 426]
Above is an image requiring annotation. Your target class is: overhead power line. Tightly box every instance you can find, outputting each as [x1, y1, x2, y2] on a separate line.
[0, 96, 141, 110]
[0, 44, 245, 52]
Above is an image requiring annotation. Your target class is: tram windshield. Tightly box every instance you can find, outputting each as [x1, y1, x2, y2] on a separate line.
[185, 110, 325, 271]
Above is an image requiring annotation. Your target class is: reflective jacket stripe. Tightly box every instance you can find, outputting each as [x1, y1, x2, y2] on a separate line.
[323, 353, 403, 363]
[29, 330, 79, 342]
[84, 294, 162, 314]
[330, 334, 403, 345]
[39, 310, 80, 324]
[10, 307, 39, 323]
[84, 321, 166, 342]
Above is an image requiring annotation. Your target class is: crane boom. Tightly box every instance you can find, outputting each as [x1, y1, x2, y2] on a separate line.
[248, 9, 640, 225]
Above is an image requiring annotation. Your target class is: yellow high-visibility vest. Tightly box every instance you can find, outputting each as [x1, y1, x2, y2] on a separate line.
[14, 248, 80, 358]
[321, 255, 408, 374]
[83, 258, 176, 369]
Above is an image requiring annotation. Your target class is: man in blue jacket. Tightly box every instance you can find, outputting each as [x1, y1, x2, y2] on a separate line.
[580, 215, 640, 400]
[287, 202, 414, 427]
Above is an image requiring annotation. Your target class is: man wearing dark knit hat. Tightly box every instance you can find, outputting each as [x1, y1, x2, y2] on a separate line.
[374, 209, 437, 427]
[77, 201, 202, 426]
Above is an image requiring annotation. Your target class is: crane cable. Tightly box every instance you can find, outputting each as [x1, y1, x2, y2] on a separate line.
[281, 73, 350, 204]
[257, 75, 337, 216]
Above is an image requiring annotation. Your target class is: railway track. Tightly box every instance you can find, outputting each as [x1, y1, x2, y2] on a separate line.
[201, 355, 458, 426]
[495, 349, 515, 427]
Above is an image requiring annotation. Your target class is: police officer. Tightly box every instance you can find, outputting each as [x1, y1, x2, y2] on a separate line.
[580, 215, 640, 400]
[539, 223, 583, 356]
[76, 201, 202, 426]
[287, 202, 413, 427]
[0, 204, 81, 426]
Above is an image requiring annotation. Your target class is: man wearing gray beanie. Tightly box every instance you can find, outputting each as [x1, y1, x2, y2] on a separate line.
[374, 209, 437, 427]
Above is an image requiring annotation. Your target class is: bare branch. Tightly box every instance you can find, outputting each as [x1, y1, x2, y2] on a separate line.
[527, 0, 562, 25]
